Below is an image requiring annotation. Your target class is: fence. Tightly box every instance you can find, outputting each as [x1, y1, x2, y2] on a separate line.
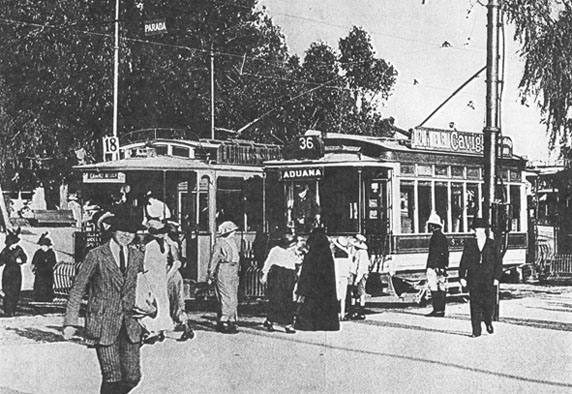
[53, 262, 77, 301]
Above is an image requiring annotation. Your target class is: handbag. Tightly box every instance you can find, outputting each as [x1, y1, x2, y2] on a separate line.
[133, 271, 158, 318]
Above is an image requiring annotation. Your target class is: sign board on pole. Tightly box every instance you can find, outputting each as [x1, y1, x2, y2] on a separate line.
[144, 19, 168, 36]
[103, 136, 120, 161]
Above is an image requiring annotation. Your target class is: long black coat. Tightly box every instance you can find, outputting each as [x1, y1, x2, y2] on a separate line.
[458, 237, 502, 288]
[32, 248, 57, 302]
[426, 229, 449, 270]
[295, 241, 339, 331]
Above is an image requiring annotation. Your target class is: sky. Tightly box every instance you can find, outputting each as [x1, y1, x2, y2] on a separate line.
[260, 0, 555, 162]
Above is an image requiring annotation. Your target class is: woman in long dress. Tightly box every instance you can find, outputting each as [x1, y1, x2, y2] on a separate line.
[139, 220, 174, 342]
[0, 229, 27, 317]
[295, 228, 340, 331]
[261, 233, 301, 333]
[32, 233, 57, 302]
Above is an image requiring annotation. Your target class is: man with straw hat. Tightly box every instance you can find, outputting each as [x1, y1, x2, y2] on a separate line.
[207, 221, 240, 334]
[425, 211, 449, 317]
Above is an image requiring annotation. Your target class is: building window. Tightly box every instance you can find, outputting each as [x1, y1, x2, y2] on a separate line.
[418, 181, 432, 233]
[451, 183, 464, 233]
[401, 164, 415, 175]
[467, 167, 480, 179]
[418, 165, 433, 177]
[435, 182, 448, 232]
[435, 165, 448, 177]
[452, 166, 464, 178]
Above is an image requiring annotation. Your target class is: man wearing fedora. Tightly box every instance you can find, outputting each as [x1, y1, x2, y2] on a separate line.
[459, 217, 502, 338]
[207, 221, 240, 334]
[63, 214, 145, 394]
[425, 212, 449, 317]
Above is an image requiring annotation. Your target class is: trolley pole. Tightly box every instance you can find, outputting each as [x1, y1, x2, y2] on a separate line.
[484, 0, 502, 320]
[113, 0, 119, 140]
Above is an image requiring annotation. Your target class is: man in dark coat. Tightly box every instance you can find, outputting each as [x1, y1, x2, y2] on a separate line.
[63, 215, 145, 394]
[425, 212, 449, 317]
[459, 217, 502, 337]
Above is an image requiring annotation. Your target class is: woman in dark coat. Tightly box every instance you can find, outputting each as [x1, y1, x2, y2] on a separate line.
[32, 233, 57, 302]
[294, 228, 340, 331]
[0, 228, 27, 316]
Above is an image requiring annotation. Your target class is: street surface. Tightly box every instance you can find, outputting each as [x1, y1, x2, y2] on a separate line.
[1, 284, 572, 394]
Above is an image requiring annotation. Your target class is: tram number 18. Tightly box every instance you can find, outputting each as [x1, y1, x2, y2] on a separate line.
[103, 136, 119, 155]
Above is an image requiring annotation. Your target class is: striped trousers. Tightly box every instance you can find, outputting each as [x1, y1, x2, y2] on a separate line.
[95, 324, 141, 392]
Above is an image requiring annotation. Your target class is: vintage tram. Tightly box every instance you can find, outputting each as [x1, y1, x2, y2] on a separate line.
[74, 128, 281, 283]
[263, 128, 528, 288]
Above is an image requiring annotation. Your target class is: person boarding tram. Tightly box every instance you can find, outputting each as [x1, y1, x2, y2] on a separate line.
[425, 212, 449, 317]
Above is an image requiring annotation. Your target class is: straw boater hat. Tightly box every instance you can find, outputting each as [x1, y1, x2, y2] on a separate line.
[352, 234, 368, 250]
[218, 221, 239, 236]
[147, 219, 169, 235]
[426, 211, 443, 228]
[333, 236, 350, 251]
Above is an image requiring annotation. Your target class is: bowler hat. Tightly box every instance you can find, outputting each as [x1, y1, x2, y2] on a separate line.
[471, 217, 490, 229]
[110, 215, 145, 233]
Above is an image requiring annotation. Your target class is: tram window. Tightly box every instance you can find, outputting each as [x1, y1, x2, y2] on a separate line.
[197, 176, 210, 232]
[401, 164, 415, 175]
[321, 168, 357, 233]
[510, 170, 520, 182]
[418, 181, 432, 233]
[510, 185, 521, 231]
[435, 182, 448, 232]
[216, 177, 246, 229]
[418, 165, 433, 177]
[467, 168, 481, 180]
[452, 166, 464, 178]
[156, 145, 168, 155]
[501, 170, 509, 181]
[173, 146, 190, 158]
[467, 183, 480, 228]
[451, 183, 464, 233]
[435, 165, 448, 177]
[400, 182, 415, 233]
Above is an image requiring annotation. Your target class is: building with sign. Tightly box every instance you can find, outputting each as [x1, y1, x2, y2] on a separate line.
[263, 128, 528, 287]
[75, 128, 281, 282]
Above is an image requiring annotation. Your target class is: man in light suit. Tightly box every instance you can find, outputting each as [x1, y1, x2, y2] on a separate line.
[63, 214, 145, 394]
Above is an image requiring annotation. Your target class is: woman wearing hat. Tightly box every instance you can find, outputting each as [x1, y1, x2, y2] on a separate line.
[139, 220, 175, 343]
[425, 212, 449, 317]
[0, 228, 27, 316]
[32, 232, 57, 302]
[260, 233, 301, 333]
[459, 217, 502, 337]
[207, 221, 240, 334]
[332, 236, 352, 321]
[347, 234, 370, 320]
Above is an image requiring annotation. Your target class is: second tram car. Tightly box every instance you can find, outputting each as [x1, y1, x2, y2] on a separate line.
[264, 128, 528, 289]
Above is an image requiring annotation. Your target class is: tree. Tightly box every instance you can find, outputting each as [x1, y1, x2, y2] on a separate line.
[503, 0, 572, 161]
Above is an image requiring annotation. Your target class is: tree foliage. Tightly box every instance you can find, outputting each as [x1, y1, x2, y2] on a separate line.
[503, 0, 572, 160]
[0, 1, 398, 198]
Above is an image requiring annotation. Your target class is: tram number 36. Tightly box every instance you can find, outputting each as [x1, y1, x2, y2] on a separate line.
[299, 136, 315, 150]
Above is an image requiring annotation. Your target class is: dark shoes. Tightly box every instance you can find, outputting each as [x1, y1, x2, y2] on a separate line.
[217, 322, 239, 334]
[142, 331, 165, 345]
[178, 322, 196, 342]
[425, 310, 445, 317]
[470, 333, 481, 338]
[263, 320, 275, 332]
[486, 323, 494, 334]
[284, 325, 296, 334]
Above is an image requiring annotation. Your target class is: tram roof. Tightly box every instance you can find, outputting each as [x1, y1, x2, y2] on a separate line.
[75, 155, 261, 172]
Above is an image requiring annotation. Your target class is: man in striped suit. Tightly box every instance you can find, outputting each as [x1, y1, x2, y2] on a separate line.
[63, 214, 145, 394]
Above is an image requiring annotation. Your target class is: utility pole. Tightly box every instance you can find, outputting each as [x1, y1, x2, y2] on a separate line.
[484, 0, 502, 321]
[210, 45, 215, 140]
[484, 0, 500, 229]
[113, 0, 119, 140]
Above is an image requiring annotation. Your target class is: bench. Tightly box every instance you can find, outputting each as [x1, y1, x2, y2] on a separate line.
[32, 210, 76, 227]
[545, 254, 572, 280]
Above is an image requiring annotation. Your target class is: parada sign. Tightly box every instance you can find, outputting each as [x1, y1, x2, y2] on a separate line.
[144, 19, 167, 36]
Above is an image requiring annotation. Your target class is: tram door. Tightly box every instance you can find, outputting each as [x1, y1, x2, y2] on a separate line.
[365, 175, 390, 256]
